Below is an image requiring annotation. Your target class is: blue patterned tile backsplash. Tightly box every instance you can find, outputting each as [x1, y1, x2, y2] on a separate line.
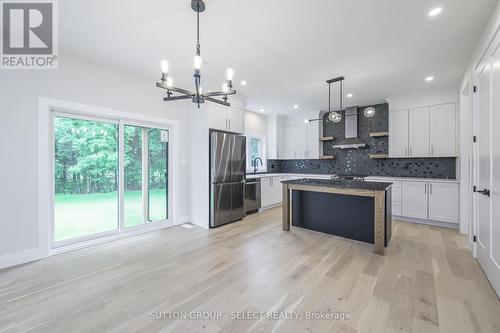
[267, 158, 456, 179]
[267, 102, 456, 179]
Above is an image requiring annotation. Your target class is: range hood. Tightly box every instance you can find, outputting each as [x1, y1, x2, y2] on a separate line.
[331, 106, 367, 149]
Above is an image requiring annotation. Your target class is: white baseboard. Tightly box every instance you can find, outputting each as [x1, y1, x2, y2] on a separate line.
[1, 215, 192, 270]
[0, 248, 45, 271]
[394, 216, 459, 229]
[259, 203, 282, 211]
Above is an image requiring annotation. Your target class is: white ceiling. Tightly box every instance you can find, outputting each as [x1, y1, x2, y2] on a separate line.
[60, 0, 496, 114]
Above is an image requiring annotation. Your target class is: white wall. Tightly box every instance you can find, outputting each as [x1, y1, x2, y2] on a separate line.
[0, 54, 192, 265]
[244, 111, 267, 135]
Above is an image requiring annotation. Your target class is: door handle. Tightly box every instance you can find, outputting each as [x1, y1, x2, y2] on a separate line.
[477, 189, 490, 197]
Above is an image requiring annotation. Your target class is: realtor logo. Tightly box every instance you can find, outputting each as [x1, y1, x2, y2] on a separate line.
[1, 0, 58, 69]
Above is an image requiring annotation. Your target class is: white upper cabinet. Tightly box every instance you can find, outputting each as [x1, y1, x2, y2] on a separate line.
[430, 103, 456, 157]
[408, 107, 430, 157]
[389, 102, 457, 158]
[428, 182, 459, 223]
[283, 125, 298, 159]
[278, 115, 320, 160]
[208, 104, 244, 133]
[227, 108, 244, 133]
[389, 109, 409, 157]
[305, 121, 319, 159]
[296, 124, 307, 159]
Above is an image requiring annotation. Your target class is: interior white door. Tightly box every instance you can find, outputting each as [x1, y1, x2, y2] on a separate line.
[475, 53, 500, 295]
[408, 107, 430, 157]
[401, 181, 428, 219]
[428, 182, 459, 223]
[389, 109, 409, 157]
[430, 103, 456, 156]
[490, 48, 500, 295]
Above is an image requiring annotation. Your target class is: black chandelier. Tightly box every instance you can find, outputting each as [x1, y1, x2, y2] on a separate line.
[156, 0, 236, 109]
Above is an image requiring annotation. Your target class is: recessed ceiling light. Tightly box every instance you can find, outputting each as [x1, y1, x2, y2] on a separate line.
[258, 108, 265, 112]
[240, 80, 247, 86]
[425, 76, 434, 82]
[346, 93, 353, 98]
[293, 105, 299, 109]
[428, 7, 442, 17]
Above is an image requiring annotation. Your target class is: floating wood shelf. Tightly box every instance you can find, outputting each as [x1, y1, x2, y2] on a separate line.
[319, 136, 336, 141]
[369, 131, 389, 138]
[369, 154, 389, 159]
[319, 155, 336, 160]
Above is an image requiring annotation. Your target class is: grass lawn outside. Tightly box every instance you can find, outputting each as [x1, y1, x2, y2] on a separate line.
[54, 189, 167, 242]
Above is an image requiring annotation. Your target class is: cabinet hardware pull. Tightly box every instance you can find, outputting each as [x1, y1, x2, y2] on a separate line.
[424, 183, 427, 194]
[405, 147, 408, 156]
[430, 183, 432, 194]
[431, 145, 434, 156]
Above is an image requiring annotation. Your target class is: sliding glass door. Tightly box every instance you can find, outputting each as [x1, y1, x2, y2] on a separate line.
[123, 125, 169, 227]
[148, 128, 168, 222]
[124, 125, 143, 227]
[53, 116, 119, 243]
[53, 114, 170, 247]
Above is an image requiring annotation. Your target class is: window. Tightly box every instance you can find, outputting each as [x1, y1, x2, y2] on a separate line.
[246, 133, 267, 172]
[54, 116, 119, 242]
[53, 113, 171, 247]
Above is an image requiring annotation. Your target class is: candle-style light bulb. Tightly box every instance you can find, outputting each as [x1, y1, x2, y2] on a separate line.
[226, 68, 234, 80]
[161, 60, 169, 74]
[198, 86, 203, 95]
[194, 55, 202, 70]
[222, 83, 229, 93]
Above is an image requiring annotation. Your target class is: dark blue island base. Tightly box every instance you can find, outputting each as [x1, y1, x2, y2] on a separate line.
[281, 178, 393, 255]
[291, 190, 392, 247]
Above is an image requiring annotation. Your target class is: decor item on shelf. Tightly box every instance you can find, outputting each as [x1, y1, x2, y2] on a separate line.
[156, 0, 236, 109]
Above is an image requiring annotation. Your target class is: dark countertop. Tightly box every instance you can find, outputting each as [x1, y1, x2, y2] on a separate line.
[281, 178, 392, 191]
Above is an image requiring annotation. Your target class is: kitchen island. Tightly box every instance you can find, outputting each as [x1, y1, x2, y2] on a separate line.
[281, 178, 392, 255]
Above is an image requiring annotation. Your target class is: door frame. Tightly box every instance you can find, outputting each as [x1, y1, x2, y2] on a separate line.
[39, 97, 179, 256]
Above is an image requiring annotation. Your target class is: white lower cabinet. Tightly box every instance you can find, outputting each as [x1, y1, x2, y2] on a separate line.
[428, 182, 459, 223]
[401, 181, 429, 219]
[261, 176, 284, 208]
[400, 180, 459, 224]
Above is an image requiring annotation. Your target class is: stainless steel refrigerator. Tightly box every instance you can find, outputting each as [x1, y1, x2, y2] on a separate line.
[209, 131, 246, 227]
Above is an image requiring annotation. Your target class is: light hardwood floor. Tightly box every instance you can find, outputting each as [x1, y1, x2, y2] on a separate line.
[0, 207, 499, 333]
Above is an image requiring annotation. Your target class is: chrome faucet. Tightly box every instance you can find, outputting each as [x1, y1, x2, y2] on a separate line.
[252, 157, 263, 174]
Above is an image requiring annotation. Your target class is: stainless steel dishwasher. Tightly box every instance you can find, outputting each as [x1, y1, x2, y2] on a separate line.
[245, 178, 261, 214]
